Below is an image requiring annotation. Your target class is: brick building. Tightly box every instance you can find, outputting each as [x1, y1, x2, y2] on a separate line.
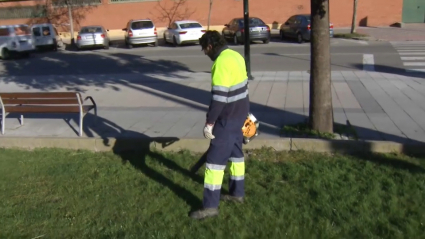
[0, 0, 413, 33]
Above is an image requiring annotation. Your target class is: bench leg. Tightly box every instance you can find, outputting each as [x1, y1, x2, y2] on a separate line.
[20, 115, 24, 126]
[79, 111, 83, 137]
[1, 113, 4, 135]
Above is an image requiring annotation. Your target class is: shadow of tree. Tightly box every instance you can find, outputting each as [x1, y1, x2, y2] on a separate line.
[0, 48, 424, 175]
[81, 113, 208, 211]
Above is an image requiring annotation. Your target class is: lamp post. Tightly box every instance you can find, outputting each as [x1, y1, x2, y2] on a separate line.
[243, 0, 254, 80]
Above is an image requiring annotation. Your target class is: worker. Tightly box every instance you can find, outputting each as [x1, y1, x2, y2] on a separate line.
[190, 30, 250, 220]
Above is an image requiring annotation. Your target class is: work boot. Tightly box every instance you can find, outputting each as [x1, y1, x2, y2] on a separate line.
[220, 194, 244, 203]
[189, 208, 219, 220]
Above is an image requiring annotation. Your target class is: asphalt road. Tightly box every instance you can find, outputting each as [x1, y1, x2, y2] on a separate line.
[0, 37, 407, 76]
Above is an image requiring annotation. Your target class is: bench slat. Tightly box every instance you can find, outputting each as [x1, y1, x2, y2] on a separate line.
[0, 92, 79, 99]
[4, 105, 94, 114]
[2, 99, 79, 105]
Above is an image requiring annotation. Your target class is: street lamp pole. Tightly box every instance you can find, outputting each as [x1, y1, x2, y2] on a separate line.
[243, 0, 254, 80]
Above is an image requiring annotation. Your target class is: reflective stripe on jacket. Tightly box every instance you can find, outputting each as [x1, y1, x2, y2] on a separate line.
[206, 46, 250, 124]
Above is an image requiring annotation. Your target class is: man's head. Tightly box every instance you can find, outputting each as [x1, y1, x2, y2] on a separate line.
[199, 30, 227, 61]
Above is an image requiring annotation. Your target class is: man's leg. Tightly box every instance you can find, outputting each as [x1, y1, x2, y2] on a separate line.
[222, 134, 245, 203]
[190, 121, 233, 220]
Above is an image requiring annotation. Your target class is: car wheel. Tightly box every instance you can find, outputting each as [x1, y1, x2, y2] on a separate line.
[173, 36, 178, 47]
[297, 33, 303, 44]
[263, 38, 270, 44]
[104, 44, 109, 50]
[152, 39, 158, 47]
[1, 48, 10, 60]
[127, 42, 133, 49]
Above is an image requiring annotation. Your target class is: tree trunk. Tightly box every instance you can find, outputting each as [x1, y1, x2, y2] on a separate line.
[68, 4, 75, 46]
[207, 0, 213, 30]
[309, 0, 333, 133]
[351, 0, 358, 33]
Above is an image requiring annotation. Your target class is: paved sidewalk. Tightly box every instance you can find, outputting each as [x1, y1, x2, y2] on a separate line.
[356, 25, 425, 41]
[1, 70, 425, 144]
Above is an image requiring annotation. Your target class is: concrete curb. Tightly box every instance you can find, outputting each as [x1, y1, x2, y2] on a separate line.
[0, 137, 424, 155]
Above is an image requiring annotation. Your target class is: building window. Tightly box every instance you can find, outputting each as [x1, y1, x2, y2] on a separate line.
[109, 0, 159, 4]
[51, 0, 102, 7]
[0, 5, 47, 20]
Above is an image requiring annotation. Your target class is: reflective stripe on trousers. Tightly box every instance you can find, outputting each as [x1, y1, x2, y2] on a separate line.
[203, 118, 245, 209]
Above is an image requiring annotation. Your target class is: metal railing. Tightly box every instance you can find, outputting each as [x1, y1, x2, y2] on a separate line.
[109, 0, 158, 4]
[0, 5, 47, 20]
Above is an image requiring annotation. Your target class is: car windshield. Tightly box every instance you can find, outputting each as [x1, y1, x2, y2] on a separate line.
[80, 27, 103, 33]
[179, 23, 202, 29]
[305, 16, 311, 22]
[131, 21, 154, 29]
[14, 26, 30, 35]
[237, 18, 265, 26]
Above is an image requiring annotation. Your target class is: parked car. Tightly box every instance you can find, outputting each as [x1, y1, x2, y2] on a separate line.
[31, 23, 63, 51]
[76, 25, 110, 50]
[0, 24, 35, 60]
[163, 20, 206, 47]
[279, 14, 334, 43]
[123, 19, 158, 48]
[222, 17, 271, 44]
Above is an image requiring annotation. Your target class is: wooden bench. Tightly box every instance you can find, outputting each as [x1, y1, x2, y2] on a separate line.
[0, 92, 97, 137]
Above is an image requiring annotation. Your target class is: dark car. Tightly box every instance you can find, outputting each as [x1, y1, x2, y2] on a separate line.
[279, 14, 334, 43]
[222, 17, 271, 44]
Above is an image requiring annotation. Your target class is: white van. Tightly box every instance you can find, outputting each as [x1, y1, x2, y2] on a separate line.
[0, 24, 35, 60]
[31, 23, 63, 51]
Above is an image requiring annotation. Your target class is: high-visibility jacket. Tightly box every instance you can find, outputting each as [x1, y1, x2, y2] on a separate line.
[206, 46, 250, 124]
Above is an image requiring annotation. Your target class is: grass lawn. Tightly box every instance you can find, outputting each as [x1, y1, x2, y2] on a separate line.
[0, 147, 424, 238]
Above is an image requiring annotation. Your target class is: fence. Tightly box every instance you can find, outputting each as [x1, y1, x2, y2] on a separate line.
[0, 5, 47, 20]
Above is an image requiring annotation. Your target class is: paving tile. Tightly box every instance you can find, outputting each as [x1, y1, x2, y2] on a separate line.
[366, 113, 408, 143]
[346, 81, 384, 113]
[333, 82, 362, 109]
[345, 112, 382, 140]
[266, 81, 287, 110]
[285, 82, 303, 108]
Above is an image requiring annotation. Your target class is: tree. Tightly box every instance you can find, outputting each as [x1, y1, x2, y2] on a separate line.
[351, 0, 358, 33]
[153, 0, 196, 27]
[207, 0, 213, 30]
[27, 0, 98, 45]
[309, 0, 333, 133]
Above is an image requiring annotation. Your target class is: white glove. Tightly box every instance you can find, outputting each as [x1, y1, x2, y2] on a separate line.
[203, 124, 215, 139]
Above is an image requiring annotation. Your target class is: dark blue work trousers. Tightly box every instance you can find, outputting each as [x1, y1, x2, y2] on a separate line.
[203, 118, 246, 209]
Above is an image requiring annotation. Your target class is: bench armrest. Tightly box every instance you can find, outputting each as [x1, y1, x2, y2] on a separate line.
[84, 96, 97, 108]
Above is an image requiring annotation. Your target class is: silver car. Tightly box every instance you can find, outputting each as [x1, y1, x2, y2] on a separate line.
[76, 25, 110, 50]
[123, 19, 158, 48]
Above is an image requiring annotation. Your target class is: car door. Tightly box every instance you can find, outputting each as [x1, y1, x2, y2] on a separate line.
[31, 25, 42, 47]
[292, 16, 304, 35]
[0, 27, 10, 50]
[40, 25, 53, 46]
[281, 16, 295, 37]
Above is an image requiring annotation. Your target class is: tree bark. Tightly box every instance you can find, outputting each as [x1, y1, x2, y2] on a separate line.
[309, 0, 333, 133]
[351, 0, 358, 33]
[207, 0, 213, 30]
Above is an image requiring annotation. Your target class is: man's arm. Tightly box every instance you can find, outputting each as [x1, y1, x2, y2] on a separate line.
[206, 61, 230, 124]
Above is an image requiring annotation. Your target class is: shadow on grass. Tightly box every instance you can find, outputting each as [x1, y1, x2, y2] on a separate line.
[1, 44, 425, 176]
[80, 113, 208, 211]
[349, 151, 425, 174]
